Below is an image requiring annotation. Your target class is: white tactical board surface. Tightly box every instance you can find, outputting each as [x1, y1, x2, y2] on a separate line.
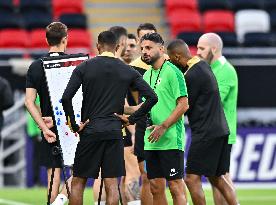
[42, 54, 89, 166]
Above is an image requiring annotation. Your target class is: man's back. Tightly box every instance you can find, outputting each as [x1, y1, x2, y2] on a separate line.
[63, 53, 152, 134]
[185, 59, 229, 140]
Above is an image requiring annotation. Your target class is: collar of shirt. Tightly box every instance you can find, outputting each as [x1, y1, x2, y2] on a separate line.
[187, 56, 201, 69]
[211, 56, 226, 69]
[98, 52, 116, 58]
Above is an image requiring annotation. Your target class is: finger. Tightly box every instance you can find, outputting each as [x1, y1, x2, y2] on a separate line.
[84, 119, 90, 125]
[147, 125, 155, 130]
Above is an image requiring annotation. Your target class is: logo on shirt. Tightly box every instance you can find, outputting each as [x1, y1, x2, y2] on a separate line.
[157, 78, 162, 85]
[169, 168, 178, 177]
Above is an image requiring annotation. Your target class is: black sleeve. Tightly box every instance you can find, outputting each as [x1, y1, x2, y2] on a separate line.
[0, 78, 14, 111]
[26, 61, 41, 89]
[61, 66, 83, 132]
[128, 73, 158, 124]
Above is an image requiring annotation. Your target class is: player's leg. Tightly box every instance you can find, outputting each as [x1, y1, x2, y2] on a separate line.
[47, 168, 61, 203]
[138, 159, 153, 205]
[52, 175, 72, 205]
[123, 146, 140, 203]
[163, 150, 186, 205]
[208, 176, 237, 205]
[102, 138, 125, 205]
[184, 174, 205, 205]
[69, 176, 87, 205]
[93, 172, 106, 205]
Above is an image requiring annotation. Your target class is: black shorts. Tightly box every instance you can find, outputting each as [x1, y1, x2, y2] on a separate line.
[40, 138, 62, 168]
[145, 150, 184, 180]
[186, 136, 229, 177]
[73, 131, 125, 178]
[225, 144, 232, 172]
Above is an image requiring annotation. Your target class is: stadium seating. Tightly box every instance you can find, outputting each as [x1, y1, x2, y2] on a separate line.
[53, 0, 84, 18]
[19, 0, 51, 13]
[176, 32, 203, 46]
[0, 29, 28, 48]
[29, 29, 48, 48]
[67, 29, 91, 48]
[216, 32, 239, 47]
[0, 0, 14, 13]
[168, 10, 201, 37]
[198, 0, 231, 12]
[269, 11, 276, 31]
[0, 13, 23, 29]
[23, 11, 52, 30]
[230, 0, 263, 11]
[203, 10, 235, 33]
[243, 32, 274, 47]
[165, 0, 198, 15]
[264, 0, 276, 11]
[59, 13, 87, 29]
[235, 10, 270, 42]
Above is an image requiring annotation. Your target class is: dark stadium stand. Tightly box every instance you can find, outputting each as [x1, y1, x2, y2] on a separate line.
[198, 0, 231, 12]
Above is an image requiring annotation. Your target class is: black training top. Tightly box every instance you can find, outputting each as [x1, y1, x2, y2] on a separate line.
[26, 52, 66, 119]
[185, 57, 229, 141]
[62, 52, 158, 135]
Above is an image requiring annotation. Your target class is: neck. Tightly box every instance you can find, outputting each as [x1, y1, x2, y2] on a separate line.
[152, 55, 165, 70]
[99, 46, 115, 55]
[211, 54, 222, 64]
[49, 45, 65, 53]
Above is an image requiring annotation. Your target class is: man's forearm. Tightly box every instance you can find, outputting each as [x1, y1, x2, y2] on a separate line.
[25, 100, 48, 132]
[161, 97, 189, 129]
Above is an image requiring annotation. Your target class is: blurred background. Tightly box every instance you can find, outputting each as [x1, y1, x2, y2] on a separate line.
[0, 0, 275, 204]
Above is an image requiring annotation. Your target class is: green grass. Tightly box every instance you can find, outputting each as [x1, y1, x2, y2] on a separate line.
[0, 188, 275, 205]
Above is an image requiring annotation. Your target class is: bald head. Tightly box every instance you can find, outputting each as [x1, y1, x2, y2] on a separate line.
[167, 39, 192, 71]
[197, 33, 223, 64]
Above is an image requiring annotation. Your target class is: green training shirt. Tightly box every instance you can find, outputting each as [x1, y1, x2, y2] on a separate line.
[143, 61, 188, 151]
[211, 56, 238, 144]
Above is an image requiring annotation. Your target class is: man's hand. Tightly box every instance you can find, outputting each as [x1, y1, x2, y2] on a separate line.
[42, 116, 54, 128]
[42, 128, 56, 143]
[114, 113, 130, 127]
[147, 124, 167, 143]
[77, 119, 90, 133]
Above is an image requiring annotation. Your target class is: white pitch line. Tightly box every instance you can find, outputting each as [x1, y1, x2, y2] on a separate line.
[0, 199, 32, 205]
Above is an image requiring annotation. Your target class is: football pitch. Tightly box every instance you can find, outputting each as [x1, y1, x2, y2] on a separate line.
[0, 188, 275, 205]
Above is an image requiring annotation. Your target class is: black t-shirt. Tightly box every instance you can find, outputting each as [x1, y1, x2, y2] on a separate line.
[185, 60, 229, 141]
[26, 52, 66, 118]
[62, 54, 157, 138]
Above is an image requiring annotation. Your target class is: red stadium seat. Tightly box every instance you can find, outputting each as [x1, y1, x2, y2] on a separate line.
[53, 0, 84, 18]
[0, 29, 28, 48]
[168, 10, 202, 37]
[29, 29, 48, 48]
[67, 29, 91, 48]
[203, 10, 235, 33]
[165, 0, 198, 15]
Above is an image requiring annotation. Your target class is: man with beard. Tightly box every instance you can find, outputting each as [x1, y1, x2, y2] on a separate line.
[167, 39, 239, 205]
[197, 33, 238, 205]
[139, 33, 189, 205]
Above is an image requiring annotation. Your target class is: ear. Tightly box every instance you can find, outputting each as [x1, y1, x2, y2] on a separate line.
[96, 43, 100, 51]
[211, 46, 217, 55]
[160, 45, 165, 52]
[115, 44, 120, 52]
[45, 38, 49, 46]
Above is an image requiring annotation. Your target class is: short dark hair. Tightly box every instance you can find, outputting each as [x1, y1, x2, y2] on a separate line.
[108, 26, 127, 43]
[128, 33, 137, 41]
[140, 33, 164, 45]
[98, 31, 117, 48]
[46, 22, 68, 46]
[167, 39, 186, 51]
[137, 23, 157, 36]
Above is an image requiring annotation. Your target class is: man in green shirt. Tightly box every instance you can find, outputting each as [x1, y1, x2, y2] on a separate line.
[197, 33, 238, 205]
[141, 33, 189, 205]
